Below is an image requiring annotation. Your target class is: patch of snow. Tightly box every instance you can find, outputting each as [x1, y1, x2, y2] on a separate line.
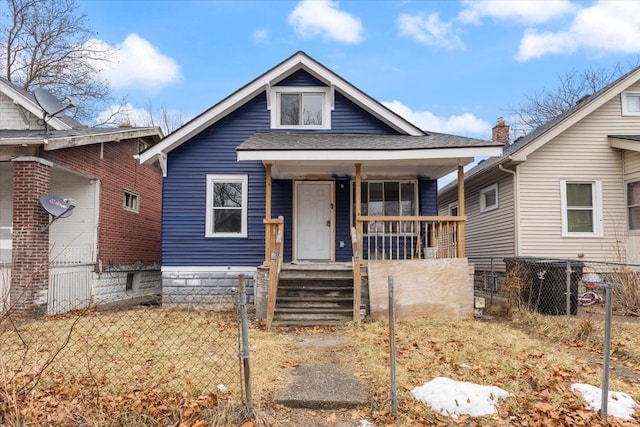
[411, 377, 512, 419]
[571, 383, 638, 421]
[359, 420, 373, 427]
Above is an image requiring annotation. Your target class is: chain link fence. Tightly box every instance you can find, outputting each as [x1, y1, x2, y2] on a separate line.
[0, 278, 254, 423]
[471, 256, 640, 318]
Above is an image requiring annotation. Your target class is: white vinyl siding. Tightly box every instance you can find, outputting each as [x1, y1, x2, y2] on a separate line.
[517, 86, 633, 260]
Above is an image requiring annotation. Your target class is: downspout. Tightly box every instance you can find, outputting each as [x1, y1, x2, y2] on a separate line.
[499, 164, 519, 256]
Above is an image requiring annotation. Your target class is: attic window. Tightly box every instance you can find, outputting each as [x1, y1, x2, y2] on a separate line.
[271, 86, 331, 129]
[621, 92, 640, 116]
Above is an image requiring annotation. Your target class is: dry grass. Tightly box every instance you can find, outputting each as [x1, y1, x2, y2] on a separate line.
[343, 315, 640, 425]
[2, 307, 640, 426]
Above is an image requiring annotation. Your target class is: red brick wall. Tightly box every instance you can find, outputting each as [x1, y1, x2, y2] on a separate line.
[41, 138, 162, 266]
[11, 158, 51, 314]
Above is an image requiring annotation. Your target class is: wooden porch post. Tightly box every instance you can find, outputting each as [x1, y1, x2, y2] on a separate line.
[264, 163, 272, 264]
[353, 163, 362, 322]
[457, 165, 465, 257]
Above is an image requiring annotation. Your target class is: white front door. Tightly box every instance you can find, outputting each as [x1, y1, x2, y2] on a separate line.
[296, 182, 333, 260]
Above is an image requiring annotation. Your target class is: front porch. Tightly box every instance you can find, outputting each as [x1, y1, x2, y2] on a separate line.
[258, 164, 471, 329]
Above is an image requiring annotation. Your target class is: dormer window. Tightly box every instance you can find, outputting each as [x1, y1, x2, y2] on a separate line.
[271, 86, 331, 129]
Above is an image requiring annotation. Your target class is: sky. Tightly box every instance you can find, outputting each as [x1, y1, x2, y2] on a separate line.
[76, 0, 640, 141]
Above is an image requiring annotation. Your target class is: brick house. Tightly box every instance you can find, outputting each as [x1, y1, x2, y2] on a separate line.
[0, 77, 163, 315]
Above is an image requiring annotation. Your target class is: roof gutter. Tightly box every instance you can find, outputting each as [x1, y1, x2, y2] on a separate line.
[499, 164, 519, 256]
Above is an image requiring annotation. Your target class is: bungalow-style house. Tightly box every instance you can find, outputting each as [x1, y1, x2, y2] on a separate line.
[439, 65, 640, 284]
[139, 51, 503, 327]
[0, 77, 163, 315]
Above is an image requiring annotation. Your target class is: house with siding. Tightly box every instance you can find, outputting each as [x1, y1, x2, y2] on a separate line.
[438, 66, 640, 282]
[0, 77, 163, 315]
[139, 51, 503, 327]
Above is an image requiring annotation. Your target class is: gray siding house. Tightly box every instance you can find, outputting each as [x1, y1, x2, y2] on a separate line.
[439, 66, 640, 276]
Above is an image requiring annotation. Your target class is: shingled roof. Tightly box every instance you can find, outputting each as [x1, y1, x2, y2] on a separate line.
[237, 131, 499, 152]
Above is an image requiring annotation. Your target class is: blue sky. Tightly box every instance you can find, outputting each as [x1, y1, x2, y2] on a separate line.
[78, 0, 640, 140]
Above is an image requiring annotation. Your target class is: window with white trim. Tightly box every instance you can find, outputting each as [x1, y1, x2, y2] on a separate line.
[627, 180, 640, 231]
[271, 86, 331, 129]
[560, 180, 602, 237]
[123, 190, 139, 212]
[448, 201, 458, 216]
[352, 181, 417, 233]
[480, 184, 498, 212]
[205, 175, 248, 237]
[622, 92, 640, 116]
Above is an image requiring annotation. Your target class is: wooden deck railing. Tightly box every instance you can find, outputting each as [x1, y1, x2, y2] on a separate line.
[263, 216, 284, 330]
[351, 227, 362, 322]
[355, 215, 466, 261]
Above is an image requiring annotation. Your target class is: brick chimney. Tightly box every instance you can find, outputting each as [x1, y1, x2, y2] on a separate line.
[492, 117, 510, 144]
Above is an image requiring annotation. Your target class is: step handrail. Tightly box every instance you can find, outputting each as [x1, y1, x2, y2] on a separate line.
[265, 216, 284, 330]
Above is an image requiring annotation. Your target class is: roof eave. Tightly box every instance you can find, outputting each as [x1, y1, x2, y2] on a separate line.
[237, 146, 503, 162]
[139, 52, 426, 164]
[0, 79, 72, 131]
[510, 67, 640, 162]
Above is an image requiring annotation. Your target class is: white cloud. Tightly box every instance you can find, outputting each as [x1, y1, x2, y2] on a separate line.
[90, 33, 181, 92]
[516, 1, 640, 61]
[252, 29, 269, 43]
[398, 13, 465, 50]
[516, 30, 577, 61]
[457, 0, 576, 25]
[383, 100, 490, 136]
[288, 0, 364, 44]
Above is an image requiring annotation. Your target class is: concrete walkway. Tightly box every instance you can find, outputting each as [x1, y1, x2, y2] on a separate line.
[274, 332, 370, 409]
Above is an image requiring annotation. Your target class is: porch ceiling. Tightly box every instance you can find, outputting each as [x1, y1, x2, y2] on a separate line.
[236, 132, 504, 179]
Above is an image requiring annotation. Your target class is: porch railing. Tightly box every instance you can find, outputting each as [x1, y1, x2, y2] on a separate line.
[263, 216, 284, 330]
[351, 227, 362, 322]
[355, 215, 466, 261]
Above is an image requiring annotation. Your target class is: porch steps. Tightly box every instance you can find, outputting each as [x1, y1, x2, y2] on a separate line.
[271, 264, 354, 327]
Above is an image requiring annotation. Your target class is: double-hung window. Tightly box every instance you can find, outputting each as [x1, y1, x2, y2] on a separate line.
[271, 87, 331, 129]
[205, 175, 248, 238]
[560, 180, 602, 237]
[352, 181, 417, 233]
[480, 184, 498, 212]
[627, 180, 640, 231]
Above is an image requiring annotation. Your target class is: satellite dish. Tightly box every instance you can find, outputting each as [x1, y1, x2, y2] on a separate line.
[39, 194, 76, 232]
[34, 88, 67, 117]
[33, 88, 76, 134]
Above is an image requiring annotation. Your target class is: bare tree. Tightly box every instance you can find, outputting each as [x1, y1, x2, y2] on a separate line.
[507, 63, 635, 138]
[145, 102, 185, 135]
[0, 0, 114, 122]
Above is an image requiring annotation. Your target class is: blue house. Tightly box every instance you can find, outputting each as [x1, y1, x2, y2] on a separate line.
[139, 52, 503, 327]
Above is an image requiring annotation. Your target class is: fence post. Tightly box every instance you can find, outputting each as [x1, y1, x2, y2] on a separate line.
[238, 275, 254, 419]
[388, 276, 397, 418]
[601, 282, 613, 420]
[566, 261, 571, 323]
